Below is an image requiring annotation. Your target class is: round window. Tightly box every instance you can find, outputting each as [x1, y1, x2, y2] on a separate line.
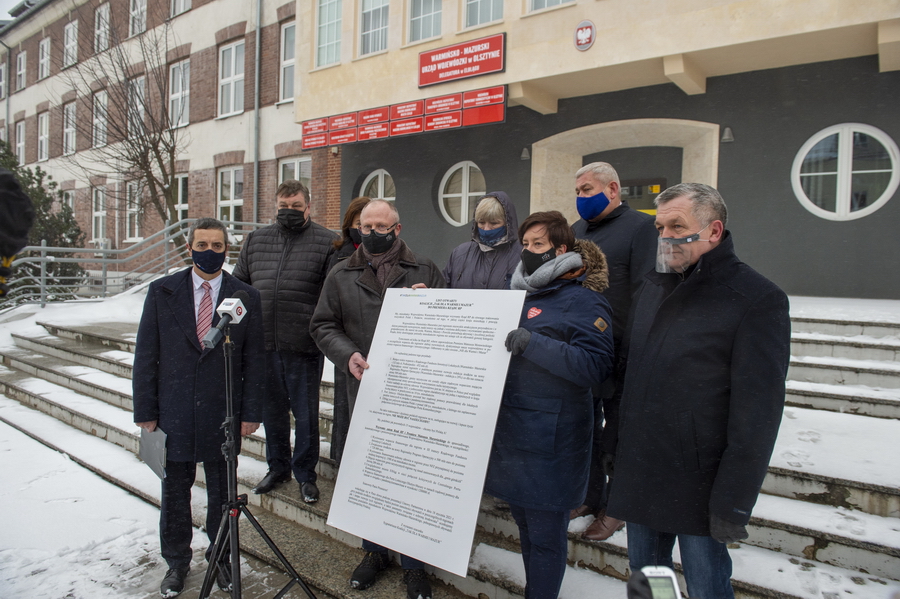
[361, 169, 395, 202]
[439, 161, 486, 226]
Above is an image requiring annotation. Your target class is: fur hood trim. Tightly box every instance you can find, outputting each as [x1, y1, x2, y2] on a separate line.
[574, 239, 609, 293]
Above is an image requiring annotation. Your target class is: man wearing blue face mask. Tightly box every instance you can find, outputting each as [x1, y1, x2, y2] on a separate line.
[233, 180, 337, 502]
[134, 217, 265, 597]
[570, 162, 658, 541]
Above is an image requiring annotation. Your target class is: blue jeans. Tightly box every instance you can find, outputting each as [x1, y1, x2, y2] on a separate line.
[263, 350, 323, 483]
[361, 539, 425, 570]
[509, 504, 569, 599]
[626, 521, 734, 599]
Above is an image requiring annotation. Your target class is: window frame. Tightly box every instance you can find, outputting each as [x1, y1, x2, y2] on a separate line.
[15, 51, 26, 90]
[360, 0, 389, 56]
[169, 59, 190, 128]
[63, 102, 77, 156]
[218, 40, 245, 117]
[465, 0, 503, 28]
[0, 64, 6, 99]
[93, 90, 108, 147]
[61, 189, 75, 212]
[791, 123, 900, 222]
[316, 0, 342, 68]
[63, 21, 79, 67]
[38, 38, 50, 80]
[171, 0, 191, 18]
[173, 173, 189, 221]
[127, 76, 145, 138]
[409, 0, 441, 43]
[218, 166, 244, 223]
[528, 0, 574, 11]
[280, 22, 295, 102]
[125, 181, 143, 241]
[15, 121, 25, 165]
[361, 168, 395, 202]
[94, 3, 110, 53]
[37, 112, 49, 162]
[278, 156, 312, 187]
[439, 160, 486, 226]
[92, 186, 107, 242]
[130, 0, 147, 37]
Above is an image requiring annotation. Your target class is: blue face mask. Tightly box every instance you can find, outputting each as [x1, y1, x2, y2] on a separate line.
[191, 248, 227, 274]
[576, 191, 610, 221]
[478, 226, 506, 247]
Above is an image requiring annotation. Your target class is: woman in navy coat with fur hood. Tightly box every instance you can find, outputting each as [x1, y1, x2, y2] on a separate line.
[485, 210, 614, 599]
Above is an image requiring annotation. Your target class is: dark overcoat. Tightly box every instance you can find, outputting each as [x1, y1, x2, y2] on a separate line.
[132, 268, 266, 463]
[607, 233, 790, 535]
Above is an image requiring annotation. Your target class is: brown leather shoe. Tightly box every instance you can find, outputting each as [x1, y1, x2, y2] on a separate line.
[569, 504, 594, 520]
[582, 509, 625, 541]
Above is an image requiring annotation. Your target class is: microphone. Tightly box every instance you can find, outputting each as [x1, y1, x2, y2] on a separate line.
[202, 290, 250, 349]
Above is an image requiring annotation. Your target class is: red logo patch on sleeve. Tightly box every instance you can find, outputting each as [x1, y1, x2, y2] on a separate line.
[527, 307, 542, 319]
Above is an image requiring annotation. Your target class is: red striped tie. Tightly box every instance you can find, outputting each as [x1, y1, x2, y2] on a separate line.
[197, 281, 213, 344]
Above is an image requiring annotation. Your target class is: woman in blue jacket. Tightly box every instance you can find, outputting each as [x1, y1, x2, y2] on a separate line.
[485, 210, 614, 599]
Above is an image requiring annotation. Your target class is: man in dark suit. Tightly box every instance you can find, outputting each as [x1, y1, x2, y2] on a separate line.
[133, 217, 266, 598]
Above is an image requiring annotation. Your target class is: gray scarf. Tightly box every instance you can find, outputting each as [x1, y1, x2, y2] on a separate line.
[510, 252, 583, 293]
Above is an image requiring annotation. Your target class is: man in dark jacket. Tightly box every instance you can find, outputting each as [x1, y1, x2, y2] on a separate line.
[310, 199, 445, 599]
[571, 162, 658, 540]
[233, 180, 336, 501]
[607, 183, 790, 599]
[133, 217, 265, 597]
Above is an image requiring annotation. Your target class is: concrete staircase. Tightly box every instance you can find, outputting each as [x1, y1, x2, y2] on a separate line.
[1, 312, 899, 599]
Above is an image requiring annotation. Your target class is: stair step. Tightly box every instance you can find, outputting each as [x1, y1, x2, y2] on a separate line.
[37, 320, 137, 353]
[11, 332, 133, 379]
[792, 332, 900, 362]
[790, 315, 900, 339]
[785, 380, 900, 419]
[789, 355, 900, 389]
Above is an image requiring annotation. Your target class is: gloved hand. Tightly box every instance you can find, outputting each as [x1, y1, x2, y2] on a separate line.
[625, 571, 653, 599]
[505, 328, 532, 355]
[710, 514, 748, 544]
[601, 452, 616, 478]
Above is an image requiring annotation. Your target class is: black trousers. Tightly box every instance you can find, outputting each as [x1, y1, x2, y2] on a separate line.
[160, 459, 229, 569]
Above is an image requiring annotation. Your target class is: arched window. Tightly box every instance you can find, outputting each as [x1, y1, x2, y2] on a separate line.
[361, 168, 395, 201]
[439, 161, 485, 226]
[791, 123, 899, 221]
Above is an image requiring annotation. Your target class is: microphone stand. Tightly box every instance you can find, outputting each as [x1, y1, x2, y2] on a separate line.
[199, 324, 318, 599]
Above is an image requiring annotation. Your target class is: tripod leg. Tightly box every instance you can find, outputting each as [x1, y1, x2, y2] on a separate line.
[199, 505, 231, 599]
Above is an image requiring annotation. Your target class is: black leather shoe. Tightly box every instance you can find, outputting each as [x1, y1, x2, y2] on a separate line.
[404, 568, 433, 599]
[252, 470, 292, 494]
[160, 566, 190, 597]
[350, 551, 390, 589]
[216, 562, 233, 592]
[301, 481, 320, 503]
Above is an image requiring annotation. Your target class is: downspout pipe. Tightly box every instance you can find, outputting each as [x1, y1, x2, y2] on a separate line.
[252, 0, 261, 224]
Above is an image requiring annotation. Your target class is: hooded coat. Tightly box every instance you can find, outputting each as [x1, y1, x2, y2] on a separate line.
[485, 240, 615, 511]
[607, 233, 790, 535]
[442, 191, 523, 289]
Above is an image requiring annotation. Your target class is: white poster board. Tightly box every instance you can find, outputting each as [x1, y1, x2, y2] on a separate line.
[326, 288, 525, 576]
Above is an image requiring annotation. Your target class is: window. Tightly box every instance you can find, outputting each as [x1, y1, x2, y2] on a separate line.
[94, 4, 110, 53]
[15, 121, 25, 165]
[529, 0, 574, 10]
[792, 123, 900, 221]
[15, 52, 26, 90]
[64, 21, 78, 67]
[173, 174, 189, 221]
[279, 156, 311, 187]
[409, 0, 441, 43]
[38, 39, 50, 79]
[130, 0, 146, 36]
[361, 168, 395, 202]
[280, 22, 295, 101]
[128, 76, 145, 138]
[0, 64, 6, 99]
[126, 181, 142, 240]
[218, 167, 243, 222]
[171, 0, 191, 18]
[465, 0, 502, 27]
[316, 0, 341, 67]
[63, 102, 76, 155]
[360, 0, 388, 56]
[93, 91, 108, 147]
[439, 161, 485, 226]
[61, 190, 75, 212]
[92, 187, 107, 242]
[218, 41, 244, 117]
[169, 60, 190, 127]
[37, 113, 49, 162]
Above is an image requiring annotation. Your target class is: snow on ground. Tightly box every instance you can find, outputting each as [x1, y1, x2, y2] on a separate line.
[790, 296, 900, 324]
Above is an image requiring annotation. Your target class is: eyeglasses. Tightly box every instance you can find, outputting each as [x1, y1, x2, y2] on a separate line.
[358, 222, 399, 235]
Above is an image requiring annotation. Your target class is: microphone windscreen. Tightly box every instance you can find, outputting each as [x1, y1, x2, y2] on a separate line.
[234, 290, 251, 303]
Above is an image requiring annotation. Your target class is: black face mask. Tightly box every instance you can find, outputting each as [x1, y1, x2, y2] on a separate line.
[277, 208, 308, 232]
[360, 229, 397, 255]
[521, 247, 557, 276]
[348, 228, 362, 245]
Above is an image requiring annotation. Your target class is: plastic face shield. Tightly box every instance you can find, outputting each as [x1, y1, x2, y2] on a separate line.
[655, 226, 708, 274]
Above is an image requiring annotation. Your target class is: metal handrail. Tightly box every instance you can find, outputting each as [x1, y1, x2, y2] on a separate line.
[1, 219, 267, 312]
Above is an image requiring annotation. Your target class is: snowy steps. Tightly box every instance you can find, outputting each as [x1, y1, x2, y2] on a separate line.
[2, 318, 899, 597]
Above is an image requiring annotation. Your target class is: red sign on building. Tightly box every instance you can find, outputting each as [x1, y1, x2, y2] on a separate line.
[463, 85, 506, 109]
[390, 101, 424, 120]
[425, 112, 462, 131]
[358, 107, 390, 125]
[390, 118, 425, 136]
[425, 94, 463, 114]
[328, 128, 358, 145]
[301, 132, 328, 149]
[358, 123, 390, 141]
[418, 33, 505, 87]
[463, 104, 505, 127]
[329, 113, 357, 131]
[302, 119, 329, 136]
